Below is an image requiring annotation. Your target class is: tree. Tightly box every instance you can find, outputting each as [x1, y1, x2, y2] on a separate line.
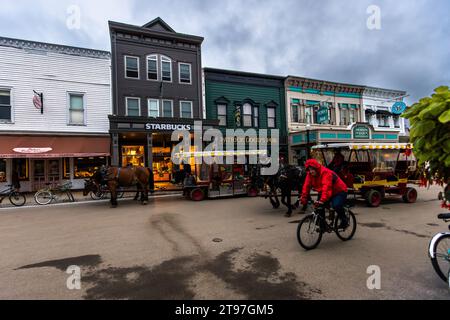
[402, 86, 450, 209]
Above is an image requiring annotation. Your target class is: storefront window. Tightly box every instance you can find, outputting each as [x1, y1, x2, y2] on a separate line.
[0, 159, 6, 182]
[74, 157, 107, 178]
[13, 159, 29, 181]
[64, 158, 71, 179]
[122, 146, 145, 167]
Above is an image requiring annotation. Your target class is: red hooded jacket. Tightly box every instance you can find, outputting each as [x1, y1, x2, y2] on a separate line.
[301, 159, 348, 204]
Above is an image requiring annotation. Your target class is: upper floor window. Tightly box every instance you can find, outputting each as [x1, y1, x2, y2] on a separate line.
[291, 104, 299, 122]
[179, 63, 192, 84]
[0, 89, 11, 122]
[180, 101, 193, 118]
[393, 115, 400, 128]
[340, 104, 349, 125]
[125, 56, 139, 79]
[253, 106, 259, 127]
[267, 108, 276, 128]
[68, 93, 85, 125]
[377, 114, 389, 127]
[243, 103, 252, 127]
[126, 97, 140, 117]
[162, 100, 173, 117]
[147, 55, 158, 81]
[305, 106, 314, 124]
[217, 104, 227, 126]
[148, 99, 159, 118]
[161, 56, 172, 82]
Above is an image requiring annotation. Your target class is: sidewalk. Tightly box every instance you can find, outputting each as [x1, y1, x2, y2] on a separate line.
[0, 190, 183, 210]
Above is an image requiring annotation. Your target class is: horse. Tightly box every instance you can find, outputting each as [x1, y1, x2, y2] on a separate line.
[84, 166, 151, 208]
[264, 164, 307, 217]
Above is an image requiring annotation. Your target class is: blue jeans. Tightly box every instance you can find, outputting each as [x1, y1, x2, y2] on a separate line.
[331, 192, 348, 221]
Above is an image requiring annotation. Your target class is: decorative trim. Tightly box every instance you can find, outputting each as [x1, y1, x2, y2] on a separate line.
[0, 36, 110, 60]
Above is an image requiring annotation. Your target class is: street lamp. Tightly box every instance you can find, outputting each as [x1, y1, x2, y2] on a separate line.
[306, 124, 311, 160]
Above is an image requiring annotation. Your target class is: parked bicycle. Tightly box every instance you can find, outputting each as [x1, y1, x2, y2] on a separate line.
[0, 184, 26, 207]
[34, 182, 75, 205]
[429, 213, 450, 284]
[297, 201, 357, 250]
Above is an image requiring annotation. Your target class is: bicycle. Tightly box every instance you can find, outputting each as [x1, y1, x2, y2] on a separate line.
[0, 185, 26, 207]
[90, 185, 125, 200]
[429, 213, 450, 284]
[297, 201, 357, 250]
[34, 182, 75, 205]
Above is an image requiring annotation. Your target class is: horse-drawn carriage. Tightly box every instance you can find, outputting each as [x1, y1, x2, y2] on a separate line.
[174, 150, 262, 202]
[311, 143, 419, 207]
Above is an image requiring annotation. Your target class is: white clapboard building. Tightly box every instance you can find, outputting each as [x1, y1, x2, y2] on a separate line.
[0, 37, 111, 192]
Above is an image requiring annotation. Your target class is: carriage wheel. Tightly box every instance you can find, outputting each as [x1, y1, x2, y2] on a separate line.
[366, 190, 382, 207]
[402, 187, 418, 203]
[190, 188, 205, 201]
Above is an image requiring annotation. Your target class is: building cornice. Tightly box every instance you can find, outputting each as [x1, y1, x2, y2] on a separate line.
[0, 36, 111, 60]
[286, 76, 365, 95]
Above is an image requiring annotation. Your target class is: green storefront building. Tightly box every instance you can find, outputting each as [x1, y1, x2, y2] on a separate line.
[204, 68, 288, 161]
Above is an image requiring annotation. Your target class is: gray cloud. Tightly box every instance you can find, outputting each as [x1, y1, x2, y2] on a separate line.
[0, 0, 448, 104]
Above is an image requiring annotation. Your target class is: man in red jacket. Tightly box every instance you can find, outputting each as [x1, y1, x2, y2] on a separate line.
[300, 159, 349, 228]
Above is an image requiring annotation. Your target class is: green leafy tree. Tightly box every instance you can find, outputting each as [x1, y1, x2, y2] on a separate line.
[403, 86, 450, 208]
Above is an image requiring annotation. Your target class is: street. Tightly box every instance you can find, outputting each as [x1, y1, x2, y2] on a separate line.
[0, 186, 449, 300]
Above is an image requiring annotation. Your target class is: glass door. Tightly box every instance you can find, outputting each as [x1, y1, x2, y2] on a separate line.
[33, 160, 46, 191]
[48, 159, 60, 187]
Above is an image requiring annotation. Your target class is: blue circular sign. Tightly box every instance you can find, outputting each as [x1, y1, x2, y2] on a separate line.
[391, 102, 407, 115]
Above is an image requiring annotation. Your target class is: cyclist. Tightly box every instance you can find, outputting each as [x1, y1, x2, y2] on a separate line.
[300, 159, 349, 229]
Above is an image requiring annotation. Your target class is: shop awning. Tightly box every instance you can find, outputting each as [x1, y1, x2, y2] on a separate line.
[376, 110, 392, 116]
[0, 135, 110, 159]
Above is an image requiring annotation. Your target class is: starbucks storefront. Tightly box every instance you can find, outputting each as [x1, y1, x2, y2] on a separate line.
[109, 116, 219, 190]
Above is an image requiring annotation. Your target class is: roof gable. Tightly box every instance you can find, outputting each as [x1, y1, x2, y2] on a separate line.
[142, 17, 175, 33]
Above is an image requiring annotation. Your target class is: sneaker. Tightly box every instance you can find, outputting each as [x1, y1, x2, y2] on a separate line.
[338, 219, 349, 229]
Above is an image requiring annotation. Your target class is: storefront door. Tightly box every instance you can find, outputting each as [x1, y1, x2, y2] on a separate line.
[33, 159, 61, 191]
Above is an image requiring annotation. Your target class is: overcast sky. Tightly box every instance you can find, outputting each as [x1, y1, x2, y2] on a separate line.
[1, 0, 448, 104]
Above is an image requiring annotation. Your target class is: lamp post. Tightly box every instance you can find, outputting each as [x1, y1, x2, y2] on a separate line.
[306, 124, 311, 160]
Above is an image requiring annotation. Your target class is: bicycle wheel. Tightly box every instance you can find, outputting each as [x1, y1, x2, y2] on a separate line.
[34, 190, 53, 205]
[297, 215, 323, 250]
[90, 191, 105, 200]
[9, 192, 26, 207]
[335, 209, 357, 241]
[430, 234, 450, 282]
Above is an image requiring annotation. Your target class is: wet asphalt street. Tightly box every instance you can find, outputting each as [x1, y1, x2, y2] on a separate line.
[0, 185, 449, 300]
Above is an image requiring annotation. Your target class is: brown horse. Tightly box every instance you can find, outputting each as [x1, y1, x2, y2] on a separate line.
[84, 166, 151, 207]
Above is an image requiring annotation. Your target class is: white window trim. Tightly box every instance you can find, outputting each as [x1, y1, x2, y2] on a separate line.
[147, 98, 160, 118]
[0, 86, 13, 124]
[180, 101, 193, 119]
[267, 107, 276, 128]
[178, 62, 192, 85]
[146, 54, 159, 81]
[160, 55, 173, 83]
[125, 97, 141, 117]
[124, 55, 140, 80]
[162, 99, 174, 118]
[67, 91, 87, 126]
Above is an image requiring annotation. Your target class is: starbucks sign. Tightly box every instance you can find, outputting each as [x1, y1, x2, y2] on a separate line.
[353, 125, 370, 139]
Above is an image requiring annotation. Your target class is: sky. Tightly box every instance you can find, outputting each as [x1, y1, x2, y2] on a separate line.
[0, 0, 449, 104]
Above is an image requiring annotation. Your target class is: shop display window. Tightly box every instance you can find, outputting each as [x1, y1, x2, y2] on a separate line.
[0, 159, 6, 182]
[122, 146, 145, 167]
[74, 157, 107, 178]
[13, 159, 29, 181]
[63, 158, 71, 179]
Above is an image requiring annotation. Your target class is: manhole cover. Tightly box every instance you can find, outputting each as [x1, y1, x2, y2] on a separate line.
[213, 238, 223, 243]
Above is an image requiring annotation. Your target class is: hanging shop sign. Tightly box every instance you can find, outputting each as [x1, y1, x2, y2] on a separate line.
[317, 103, 329, 124]
[33, 91, 44, 114]
[391, 102, 407, 115]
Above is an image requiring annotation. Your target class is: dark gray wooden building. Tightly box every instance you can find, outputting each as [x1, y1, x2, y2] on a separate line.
[109, 17, 217, 188]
